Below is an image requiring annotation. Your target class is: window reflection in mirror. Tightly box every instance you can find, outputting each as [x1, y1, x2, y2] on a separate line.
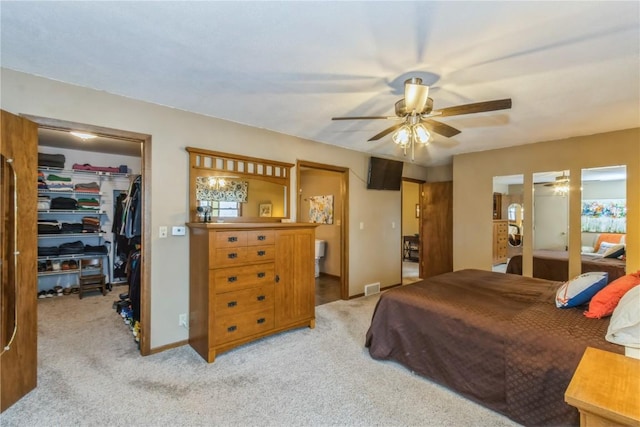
[580, 165, 626, 256]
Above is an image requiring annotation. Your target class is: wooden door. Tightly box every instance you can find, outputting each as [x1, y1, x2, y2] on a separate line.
[420, 181, 453, 278]
[274, 228, 315, 327]
[1, 110, 38, 412]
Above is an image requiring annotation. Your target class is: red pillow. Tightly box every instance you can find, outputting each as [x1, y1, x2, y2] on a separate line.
[584, 271, 640, 319]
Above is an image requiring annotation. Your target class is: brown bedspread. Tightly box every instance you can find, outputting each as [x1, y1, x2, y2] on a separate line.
[365, 269, 623, 426]
[506, 250, 626, 282]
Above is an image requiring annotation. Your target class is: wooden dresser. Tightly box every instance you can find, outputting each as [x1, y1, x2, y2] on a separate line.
[187, 222, 316, 363]
[565, 347, 640, 426]
[492, 219, 508, 265]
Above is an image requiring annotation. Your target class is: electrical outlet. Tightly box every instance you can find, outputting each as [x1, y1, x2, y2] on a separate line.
[179, 313, 188, 328]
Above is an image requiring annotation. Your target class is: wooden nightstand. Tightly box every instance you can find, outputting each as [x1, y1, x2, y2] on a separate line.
[565, 347, 640, 426]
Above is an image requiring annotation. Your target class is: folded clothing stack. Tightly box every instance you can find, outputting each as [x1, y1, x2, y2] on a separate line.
[77, 198, 100, 210]
[38, 152, 65, 169]
[51, 197, 78, 210]
[38, 246, 60, 257]
[45, 174, 73, 192]
[85, 244, 108, 255]
[38, 171, 48, 190]
[82, 216, 101, 233]
[74, 182, 100, 193]
[38, 220, 61, 234]
[37, 195, 51, 210]
[61, 222, 84, 234]
[58, 241, 85, 255]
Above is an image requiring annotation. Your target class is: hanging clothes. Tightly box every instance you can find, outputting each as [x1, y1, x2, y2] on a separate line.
[121, 175, 142, 239]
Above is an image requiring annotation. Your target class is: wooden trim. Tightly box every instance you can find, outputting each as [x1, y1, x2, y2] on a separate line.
[297, 160, 350, 300]
[148, 339, 189, 355]
[22, 115, 152, 357]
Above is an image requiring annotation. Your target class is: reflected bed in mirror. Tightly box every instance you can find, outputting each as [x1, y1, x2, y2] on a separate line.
[187, 147, 293, 223]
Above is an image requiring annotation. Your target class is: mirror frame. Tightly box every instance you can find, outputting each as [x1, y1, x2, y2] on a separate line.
[186, 147, 294, 223]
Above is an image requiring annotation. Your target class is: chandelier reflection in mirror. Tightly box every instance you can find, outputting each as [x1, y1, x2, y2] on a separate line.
[391, 115, 432, 161]
[553, 172, 570, 196]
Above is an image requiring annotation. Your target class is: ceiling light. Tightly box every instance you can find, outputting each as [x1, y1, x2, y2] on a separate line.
[391, 122, 431, 161]
[413, 124, 431, 144]
[70, 131, 97, 140]
[553, 172, 570, 195]
[392, 125, 411, 147]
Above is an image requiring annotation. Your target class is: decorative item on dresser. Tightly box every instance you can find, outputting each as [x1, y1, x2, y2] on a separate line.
[187, 222, 317, 363]
[492, 219, 508, 265]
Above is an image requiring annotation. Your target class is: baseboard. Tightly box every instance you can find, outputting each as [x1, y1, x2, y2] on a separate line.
[318, 272, 340, 280]
[349, 282, 400, 299]
[148, 339, 189, 355]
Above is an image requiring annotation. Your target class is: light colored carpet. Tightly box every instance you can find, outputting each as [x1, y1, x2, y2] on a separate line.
[1, 290, 519, 427]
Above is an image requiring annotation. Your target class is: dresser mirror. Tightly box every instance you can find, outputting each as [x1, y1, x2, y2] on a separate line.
[187, 147, 294, 222]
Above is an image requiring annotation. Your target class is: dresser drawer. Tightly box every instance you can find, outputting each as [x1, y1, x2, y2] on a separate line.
[212, 247, 248, 266]
[215, 284, 275, 316]
[245, 244, 275, 263]
[214, 307, 275, 345]
[214, 231, 248, 248]
[213, 264, 275, 293]
[247, 229, 275, 246]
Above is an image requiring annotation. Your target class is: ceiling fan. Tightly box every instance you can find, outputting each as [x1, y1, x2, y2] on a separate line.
[332, 77, 512, 159]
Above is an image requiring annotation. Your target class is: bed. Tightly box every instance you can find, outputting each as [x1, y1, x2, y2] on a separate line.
[365, 269, 623, 426]
[505, 250, 626, 283]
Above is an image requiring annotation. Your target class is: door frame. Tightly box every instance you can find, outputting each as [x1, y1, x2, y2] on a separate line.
[402, 178, 425, 280]
[296, 160, 349, 300]
[21, 114, 152, 356]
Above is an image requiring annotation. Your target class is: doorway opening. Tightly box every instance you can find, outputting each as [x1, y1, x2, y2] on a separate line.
[402, 178, 423, 285]
[24, 114, 151, 356]
[296, 160, 349, 304]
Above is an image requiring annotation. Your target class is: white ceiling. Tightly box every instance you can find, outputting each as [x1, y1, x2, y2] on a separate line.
[2, 1, 639, 166]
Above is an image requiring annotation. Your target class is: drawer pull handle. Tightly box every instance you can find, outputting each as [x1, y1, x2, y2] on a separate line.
[257, 250, 266, 256]
[227, 276, 237, 283]
[257, 295, 265, 301]
[257, 318, 266, 324]
[228, 252, 238, 259]
[227, 325, 237, 332]
[257, 272, 265, 278]
[227, 301, 237, 307]
[257, 235, 266, 241]
[227, 236, 238, 242]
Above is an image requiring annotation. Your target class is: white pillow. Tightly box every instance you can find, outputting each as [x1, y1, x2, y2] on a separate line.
[597, 241, 618, 255]
[555, 272, 609, 308]
[606, 286, 640, 348]
[602, 243, 625, 259]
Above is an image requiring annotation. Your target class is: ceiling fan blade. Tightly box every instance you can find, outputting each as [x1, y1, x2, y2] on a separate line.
[368, 123, 405, 141]
[435, 98, 512, 117]
[404, 78, 430, 113]
[332, 116, 393, 120]
[422, 119, 461, 138]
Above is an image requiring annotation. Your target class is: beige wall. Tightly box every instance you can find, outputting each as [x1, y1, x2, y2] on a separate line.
[1, 68, 429, 349]
[402, 181, 420, 236]
[453, 128, 640, 279]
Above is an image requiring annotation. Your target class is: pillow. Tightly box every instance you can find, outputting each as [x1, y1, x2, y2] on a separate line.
[606, 285, 640, 348]
[602, 243, 625, 259]
[596, 241, 618, 255]
[555, 271, 608, 308]
[594, 233, 625, 253]
[584, 272, 640, 318]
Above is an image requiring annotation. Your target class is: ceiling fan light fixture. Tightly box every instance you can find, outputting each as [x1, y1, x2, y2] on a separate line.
[392, 125, 411, 146]
[413, 124, 430, 144]
[404, 79, 430, 113]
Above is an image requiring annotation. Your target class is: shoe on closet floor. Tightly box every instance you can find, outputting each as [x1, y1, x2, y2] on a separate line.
[38, 290, 47, 299]
[46, 289, 55, 298]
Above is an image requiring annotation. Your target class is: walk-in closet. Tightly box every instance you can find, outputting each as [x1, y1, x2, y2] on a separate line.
[36, 127, 143, 345]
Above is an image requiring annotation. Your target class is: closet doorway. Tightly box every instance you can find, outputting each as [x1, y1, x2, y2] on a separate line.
[402, 179, 423, 285]
[24, 115, 151, 356]
[297, 161, 349, 303]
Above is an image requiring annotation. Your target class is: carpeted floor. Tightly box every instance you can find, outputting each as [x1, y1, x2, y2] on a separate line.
[1, 290, 519, 427]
